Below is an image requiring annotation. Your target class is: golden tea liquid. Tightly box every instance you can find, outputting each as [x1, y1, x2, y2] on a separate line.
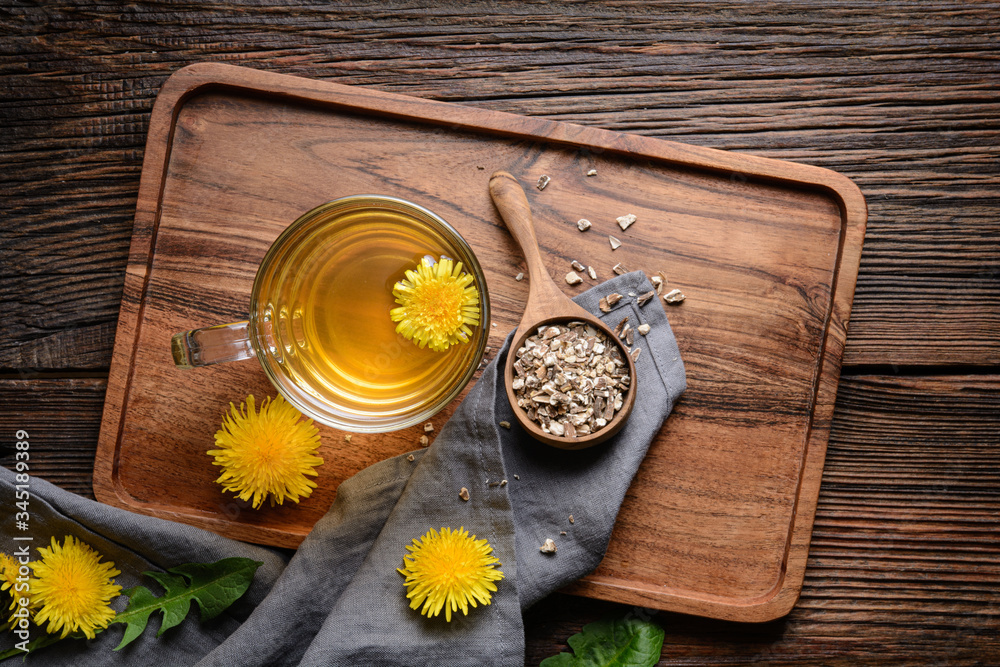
[251, 200, 487, 429]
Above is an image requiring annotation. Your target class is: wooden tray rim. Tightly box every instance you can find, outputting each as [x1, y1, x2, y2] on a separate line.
[94, 61, 868, 622]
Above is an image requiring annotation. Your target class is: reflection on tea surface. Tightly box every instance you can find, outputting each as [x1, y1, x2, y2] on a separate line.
[255, 207, 482, 423]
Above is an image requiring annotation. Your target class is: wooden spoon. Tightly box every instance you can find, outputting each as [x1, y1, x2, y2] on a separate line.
[489, 171, 637, 450]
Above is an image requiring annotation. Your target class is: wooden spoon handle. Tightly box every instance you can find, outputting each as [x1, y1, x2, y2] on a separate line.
[489, 171, 568, 323]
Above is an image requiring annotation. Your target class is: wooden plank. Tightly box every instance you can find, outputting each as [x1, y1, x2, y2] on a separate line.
[796, 375, 1000, 661]
[0, 273, 123, 370]
[1, 3, 998, 370]
[0, 146, 137, 370]
[0, 378, 105, 499]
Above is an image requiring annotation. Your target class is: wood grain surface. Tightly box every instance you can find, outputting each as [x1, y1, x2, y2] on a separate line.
[90, 62, 864, 621]
[2, 1, 997, 663]
[2, 2, 997, 373]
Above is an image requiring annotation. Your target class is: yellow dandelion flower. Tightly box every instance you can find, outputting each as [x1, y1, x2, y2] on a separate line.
[1, 552, 33, 627]
[397, 526, 504, 622]
[29, 536, 121, 640]
[0, 553, 20, 596]
[208, 394, 324, 509]
[390, 255, 481, 352]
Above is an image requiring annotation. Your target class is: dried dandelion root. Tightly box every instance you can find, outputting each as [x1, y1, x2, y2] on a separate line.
[510, 322, 631, 437]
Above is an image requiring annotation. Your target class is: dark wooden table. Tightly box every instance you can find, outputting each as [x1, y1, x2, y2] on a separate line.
[2, 2, 998, 664]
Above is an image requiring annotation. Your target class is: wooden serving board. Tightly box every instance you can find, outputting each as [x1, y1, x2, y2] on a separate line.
[95, 62, 866, 622]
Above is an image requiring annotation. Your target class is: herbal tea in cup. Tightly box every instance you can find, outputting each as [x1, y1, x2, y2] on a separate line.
[171, 195, 490, 432]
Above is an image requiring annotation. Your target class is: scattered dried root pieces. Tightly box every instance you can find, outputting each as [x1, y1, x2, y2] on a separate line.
[586, 169, 597, 176]
[613, 317, 628, 338]
[616, 214, 637, 231]
[577, 219, 592, 232]
[539, 538, 557, 554]
[612, 263, 628, 275]
[637, 290, 655, 307]
[515, 272, 524, 281]
[609, 235, 622, 250]
[459, 487, 470, 501]
[571, 260, 585, 272]
[663, 288, 686, 304]
[565, 271, 583, 285]
[587, 266, 597, 280]
[537, 174, 551, 190]
[638, 323, 651, 336]
[599, 291, 623, 313]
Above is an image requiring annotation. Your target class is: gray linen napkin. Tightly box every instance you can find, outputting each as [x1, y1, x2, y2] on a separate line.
[1, 271, 684, 666]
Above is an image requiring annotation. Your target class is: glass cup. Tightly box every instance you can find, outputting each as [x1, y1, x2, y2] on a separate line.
[171, 195, 490, 432]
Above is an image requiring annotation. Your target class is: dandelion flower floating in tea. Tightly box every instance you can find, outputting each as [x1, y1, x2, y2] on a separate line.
[390, 255, 481, 352]
[397, 526, 504, 622]
[29, 536, 121, 640]
[208, 394, 324, 510]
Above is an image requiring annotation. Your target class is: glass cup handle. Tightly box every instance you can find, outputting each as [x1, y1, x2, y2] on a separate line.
[171, 321, 255, 369]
